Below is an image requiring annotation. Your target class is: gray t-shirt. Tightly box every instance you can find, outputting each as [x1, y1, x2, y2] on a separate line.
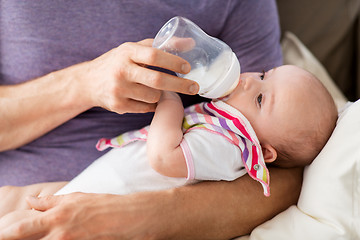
[0, 0, 282, 185]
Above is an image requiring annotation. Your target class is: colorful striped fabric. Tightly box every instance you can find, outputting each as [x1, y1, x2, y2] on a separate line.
[96, 101, 270, 196]
[96, 126, 149, 151]
[183, 101, 270, 196]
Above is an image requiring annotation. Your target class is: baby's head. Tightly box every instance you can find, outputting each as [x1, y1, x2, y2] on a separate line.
[225, 65, 338, 168]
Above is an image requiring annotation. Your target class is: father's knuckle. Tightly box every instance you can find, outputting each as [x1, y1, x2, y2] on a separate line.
[42, 195, 54, 202]
[144, 48, 159, 63]
[148, 71, 163, 88]
[47, 211, 67, 225]
[140, 104, 156, 113]
[148, 91, 161, 103]
[110, 100, 127, 113]
[119, 41, 133, 50]
[117, 65, 131, 79]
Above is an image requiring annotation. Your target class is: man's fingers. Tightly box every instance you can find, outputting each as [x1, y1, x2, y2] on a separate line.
[26, 195, 61, 211]
[114, 41, 199, 96]
[0, 211, 45, 240]
[123, 42, 191, 75]
[117, 99, 157, 114]
[127, 83, 162, 104]
[131, 67, 199, 95]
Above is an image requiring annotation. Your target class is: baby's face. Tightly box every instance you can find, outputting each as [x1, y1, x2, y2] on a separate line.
[224, 65, 316, 147]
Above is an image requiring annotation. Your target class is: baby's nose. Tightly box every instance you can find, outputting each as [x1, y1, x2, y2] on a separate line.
[243, 75, 257, 91]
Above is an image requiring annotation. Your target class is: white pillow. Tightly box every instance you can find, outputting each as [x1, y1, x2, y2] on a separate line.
[239, 100, 360, 240]
[236, 32, 359, 240]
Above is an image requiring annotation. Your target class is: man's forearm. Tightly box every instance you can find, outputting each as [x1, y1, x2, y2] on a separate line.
[0, 62, 91, 151]
[164, 167, 303, 239]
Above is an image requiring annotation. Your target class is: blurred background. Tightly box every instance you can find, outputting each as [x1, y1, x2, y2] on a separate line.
[276, 0, 360, 101]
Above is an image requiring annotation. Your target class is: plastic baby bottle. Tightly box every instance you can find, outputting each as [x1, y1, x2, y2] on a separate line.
[153, 16, 240, 99]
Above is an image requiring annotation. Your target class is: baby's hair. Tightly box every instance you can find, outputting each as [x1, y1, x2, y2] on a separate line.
[272, 127, 325, 168]
[270, 69, 338, 168]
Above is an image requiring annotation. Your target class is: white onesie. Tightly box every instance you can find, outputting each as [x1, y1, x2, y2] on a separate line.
[56, 101, 270, 196]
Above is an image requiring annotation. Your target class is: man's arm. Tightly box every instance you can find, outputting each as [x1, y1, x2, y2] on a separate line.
[0, 167, 302, 240]
[168, 167, 303, 239]
[0, 64, 90, 151]
[147, 91, 188, 178]
[0, 39, 196, 151]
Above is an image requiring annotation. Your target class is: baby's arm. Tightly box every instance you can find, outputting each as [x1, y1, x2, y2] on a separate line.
[147, 91, 187, 178]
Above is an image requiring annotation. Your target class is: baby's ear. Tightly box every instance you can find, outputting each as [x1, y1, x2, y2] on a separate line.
[261, 143, 277, 163]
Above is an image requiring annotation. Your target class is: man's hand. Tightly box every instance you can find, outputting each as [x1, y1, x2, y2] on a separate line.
[81, 38, 198, 114]
[0, 191, 175, 240]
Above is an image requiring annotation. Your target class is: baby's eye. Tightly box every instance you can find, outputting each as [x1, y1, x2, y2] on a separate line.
[260, 70, 265, 80]
[257, 94, 263, 107]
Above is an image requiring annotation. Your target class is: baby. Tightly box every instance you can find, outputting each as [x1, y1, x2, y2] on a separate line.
[0, 65, 338, 222]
